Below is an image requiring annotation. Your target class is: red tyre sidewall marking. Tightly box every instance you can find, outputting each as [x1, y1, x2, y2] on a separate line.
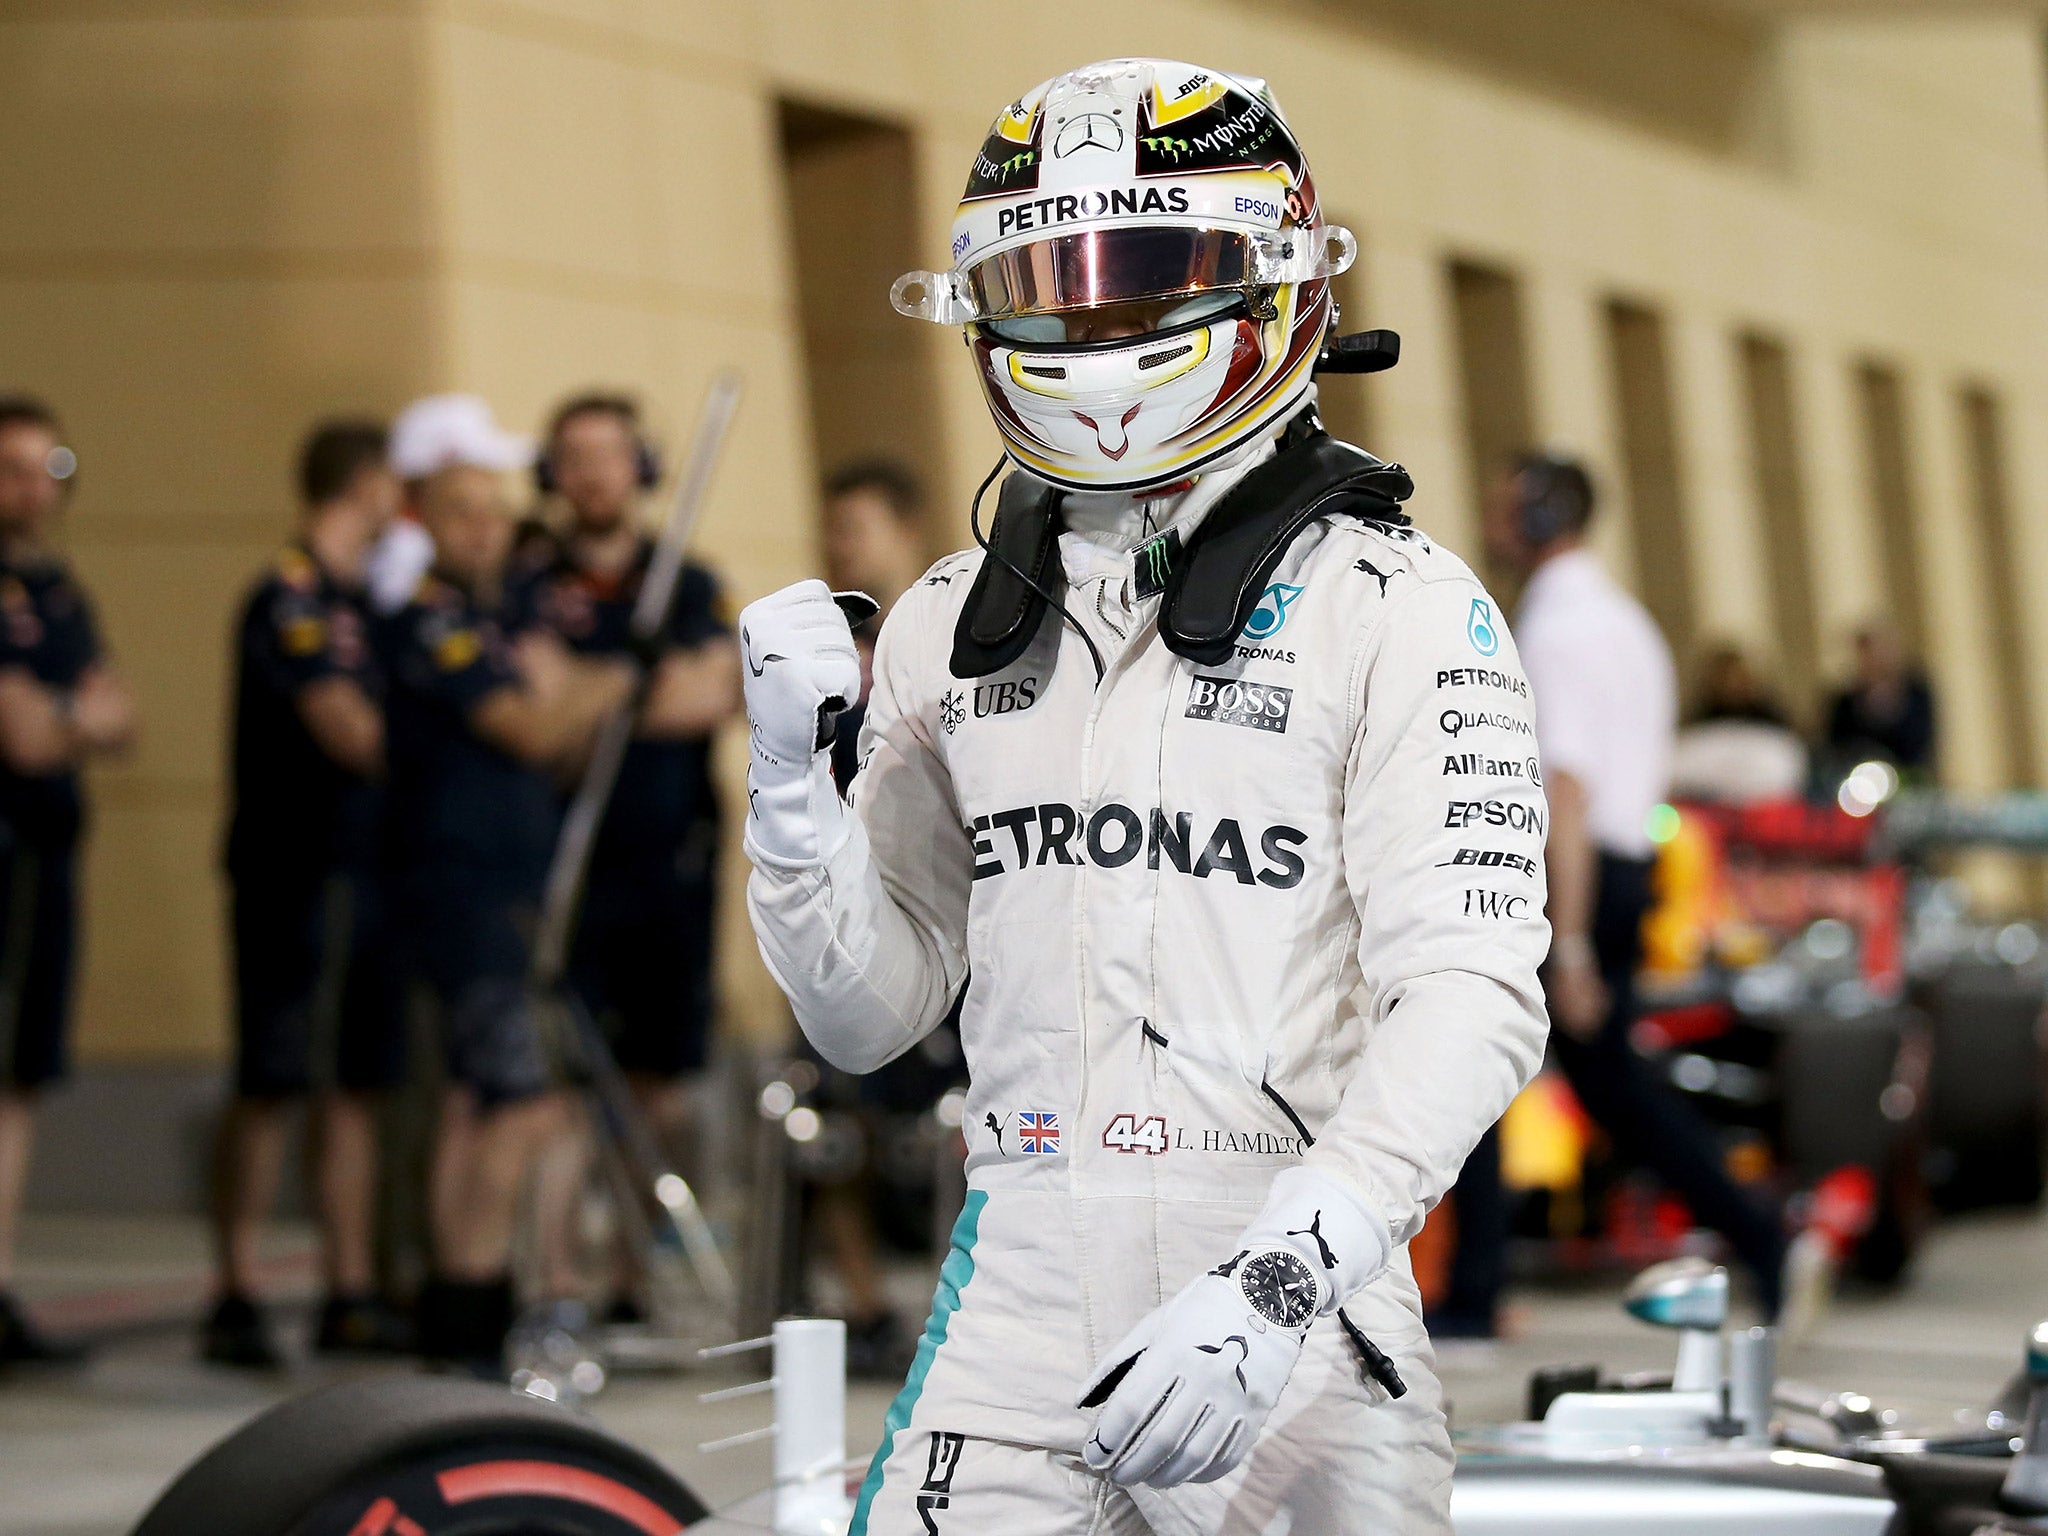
[346, 1497, 398, 1536]
[436, 1461, 684, 1536]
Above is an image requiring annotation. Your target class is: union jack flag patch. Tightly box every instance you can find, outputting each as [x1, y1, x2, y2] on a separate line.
[1017, 1111, 1060, 1154]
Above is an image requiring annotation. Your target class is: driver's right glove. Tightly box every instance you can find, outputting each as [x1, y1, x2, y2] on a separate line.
[739, 580, 861, 867]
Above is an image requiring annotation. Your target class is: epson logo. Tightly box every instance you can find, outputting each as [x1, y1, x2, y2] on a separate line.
[1445, 798, 1548, 837]
[1186, 675, 1292, 734]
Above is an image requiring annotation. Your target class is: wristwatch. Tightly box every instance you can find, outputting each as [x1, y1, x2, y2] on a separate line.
[1235, 1248, 1319, 1330]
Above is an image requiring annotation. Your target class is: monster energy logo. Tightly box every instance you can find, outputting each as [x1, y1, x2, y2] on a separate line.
[1141, 136, 1192, 161]
[975, 148, 1039, 181]
[1133, 528, 1182, 600]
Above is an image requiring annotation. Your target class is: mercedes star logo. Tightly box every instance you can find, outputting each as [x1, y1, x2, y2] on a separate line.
[1054, 112, 1124, 158]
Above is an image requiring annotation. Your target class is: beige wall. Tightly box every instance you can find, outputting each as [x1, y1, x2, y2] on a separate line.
[0, 5, 446, 1063]
[3, 0, 2046, 1064]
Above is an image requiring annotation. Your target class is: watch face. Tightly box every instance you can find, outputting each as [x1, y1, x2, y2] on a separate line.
[1239, 1249, 1318, 1329]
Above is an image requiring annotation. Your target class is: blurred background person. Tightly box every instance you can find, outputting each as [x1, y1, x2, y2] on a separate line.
[204, 421, 410, 1369]
[1670, 641, 1809, 806]
[1435, 453, 1790, 1343]
[799, 459, 961, 1378]
[519, 394, 739, 1325]
[379, 395, 632, 1371]
[820, 461, 929, 788]
[1825, 619, 1937, 780]
[0, 396, 135, 1366]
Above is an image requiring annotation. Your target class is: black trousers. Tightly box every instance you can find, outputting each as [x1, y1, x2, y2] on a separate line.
[1437, 852, 1788, 1326]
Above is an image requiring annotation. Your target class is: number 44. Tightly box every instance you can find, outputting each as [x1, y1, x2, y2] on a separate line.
[1102, 1114, 1168, 1155]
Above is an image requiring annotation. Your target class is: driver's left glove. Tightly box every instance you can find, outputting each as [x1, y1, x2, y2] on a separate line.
[1076, 1166, 1390, 1489]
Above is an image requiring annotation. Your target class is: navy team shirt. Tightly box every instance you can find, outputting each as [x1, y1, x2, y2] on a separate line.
[382, 574, 559, 894]
[224, 545, 382, 880]
[0, 555, 105, 852]
[513, 538, 726, 881]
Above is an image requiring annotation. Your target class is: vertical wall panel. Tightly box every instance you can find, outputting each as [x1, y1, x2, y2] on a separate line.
[1854, 361, 1929, 660]
[1959, 386, 2039, 787]
[1448, 261, 1534, 591]
[1606, 299, 1697, 667]
[1525, 270, 1635, 588]
[780, 102, 944, 541]
[1359, 237, 1474, 554]
[1740, 333, 1823, 724]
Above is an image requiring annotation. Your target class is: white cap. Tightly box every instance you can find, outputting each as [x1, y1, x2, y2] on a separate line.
[388, 393, 532, 480]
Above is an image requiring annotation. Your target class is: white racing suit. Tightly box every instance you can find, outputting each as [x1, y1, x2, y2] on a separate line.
[748, 441, 1551, 1535]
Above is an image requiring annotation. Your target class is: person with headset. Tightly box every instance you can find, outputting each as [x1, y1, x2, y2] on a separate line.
[0, 395, 136, 1367]
[738, 59, 1550, 1534]
[514, 393, 740, 1324]
[378, 394, 636, 1371]
[1446, 452, 1792, 1339]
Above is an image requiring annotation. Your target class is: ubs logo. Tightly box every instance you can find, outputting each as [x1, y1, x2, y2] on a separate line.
[973, 677, 1039, 718]
[1053, 112, 1124, 158]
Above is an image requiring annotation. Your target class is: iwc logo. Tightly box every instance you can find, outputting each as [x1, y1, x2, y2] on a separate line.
[1237, 1249, 1318, 1329]
[939, 689, 967, 735]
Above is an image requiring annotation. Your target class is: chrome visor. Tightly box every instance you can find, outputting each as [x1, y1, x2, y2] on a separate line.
[894, 223, 1354, 326]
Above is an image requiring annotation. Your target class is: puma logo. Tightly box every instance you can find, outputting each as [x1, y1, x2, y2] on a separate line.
[1196, 1334, 1250, 1390]
[1354, 558, 1399, 597]
[740, 626, 785, 677]
[1287, 1212, 1338, 1270]
[985, 1112, 1005, 1154]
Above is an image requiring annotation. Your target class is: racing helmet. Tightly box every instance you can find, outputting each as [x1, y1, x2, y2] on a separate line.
[893, 59, 1354, 494]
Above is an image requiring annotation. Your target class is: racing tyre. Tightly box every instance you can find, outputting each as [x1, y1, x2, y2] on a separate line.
[131, 1375, 709, 1536]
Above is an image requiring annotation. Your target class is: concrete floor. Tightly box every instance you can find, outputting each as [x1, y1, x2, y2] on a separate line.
[2, 1204, 2043, 1536]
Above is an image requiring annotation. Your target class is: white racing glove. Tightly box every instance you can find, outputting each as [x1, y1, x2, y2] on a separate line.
[739, 580, 875, 867]
[1077, 1166, 1391, 1489]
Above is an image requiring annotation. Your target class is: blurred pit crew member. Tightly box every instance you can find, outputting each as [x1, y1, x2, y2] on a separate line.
[381, 395, 632, 1371]
[1454, 454, 1790, 1330]
[808, 460, 965, 1379]
[741, 60, 1549, 1533]
[520, 393, 738, 1323]
[1824, 619, 1936, 780]
[1668, 642, 1808, 806]
[205, 421, 411, 1368]
[0, 396, 135, 1367]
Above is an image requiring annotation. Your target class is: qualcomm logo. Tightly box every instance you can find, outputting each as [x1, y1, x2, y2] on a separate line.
[1242, 582, 1303, 642]
[1467, 598, 1500, 657]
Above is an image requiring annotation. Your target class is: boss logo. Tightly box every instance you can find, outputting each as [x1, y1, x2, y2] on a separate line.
[1186, 675, 1293, 733]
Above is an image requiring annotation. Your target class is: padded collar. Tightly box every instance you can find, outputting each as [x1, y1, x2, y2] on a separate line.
[951, 416, 1413, 679]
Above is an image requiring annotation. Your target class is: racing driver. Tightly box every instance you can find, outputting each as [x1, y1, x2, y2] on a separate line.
[741, 58, 1550, 1534]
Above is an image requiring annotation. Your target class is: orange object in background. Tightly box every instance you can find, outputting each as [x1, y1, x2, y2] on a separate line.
[1641, 798, 1907, 992]
[1412, 1198, 1455, 1311]
[1501, 1072, 1591, 1195]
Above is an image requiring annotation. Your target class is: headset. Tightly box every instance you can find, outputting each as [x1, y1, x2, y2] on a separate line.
[1513, 452, 1592, 547]
[0, 395, 79, 503]
[534, 395, 661, 496]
